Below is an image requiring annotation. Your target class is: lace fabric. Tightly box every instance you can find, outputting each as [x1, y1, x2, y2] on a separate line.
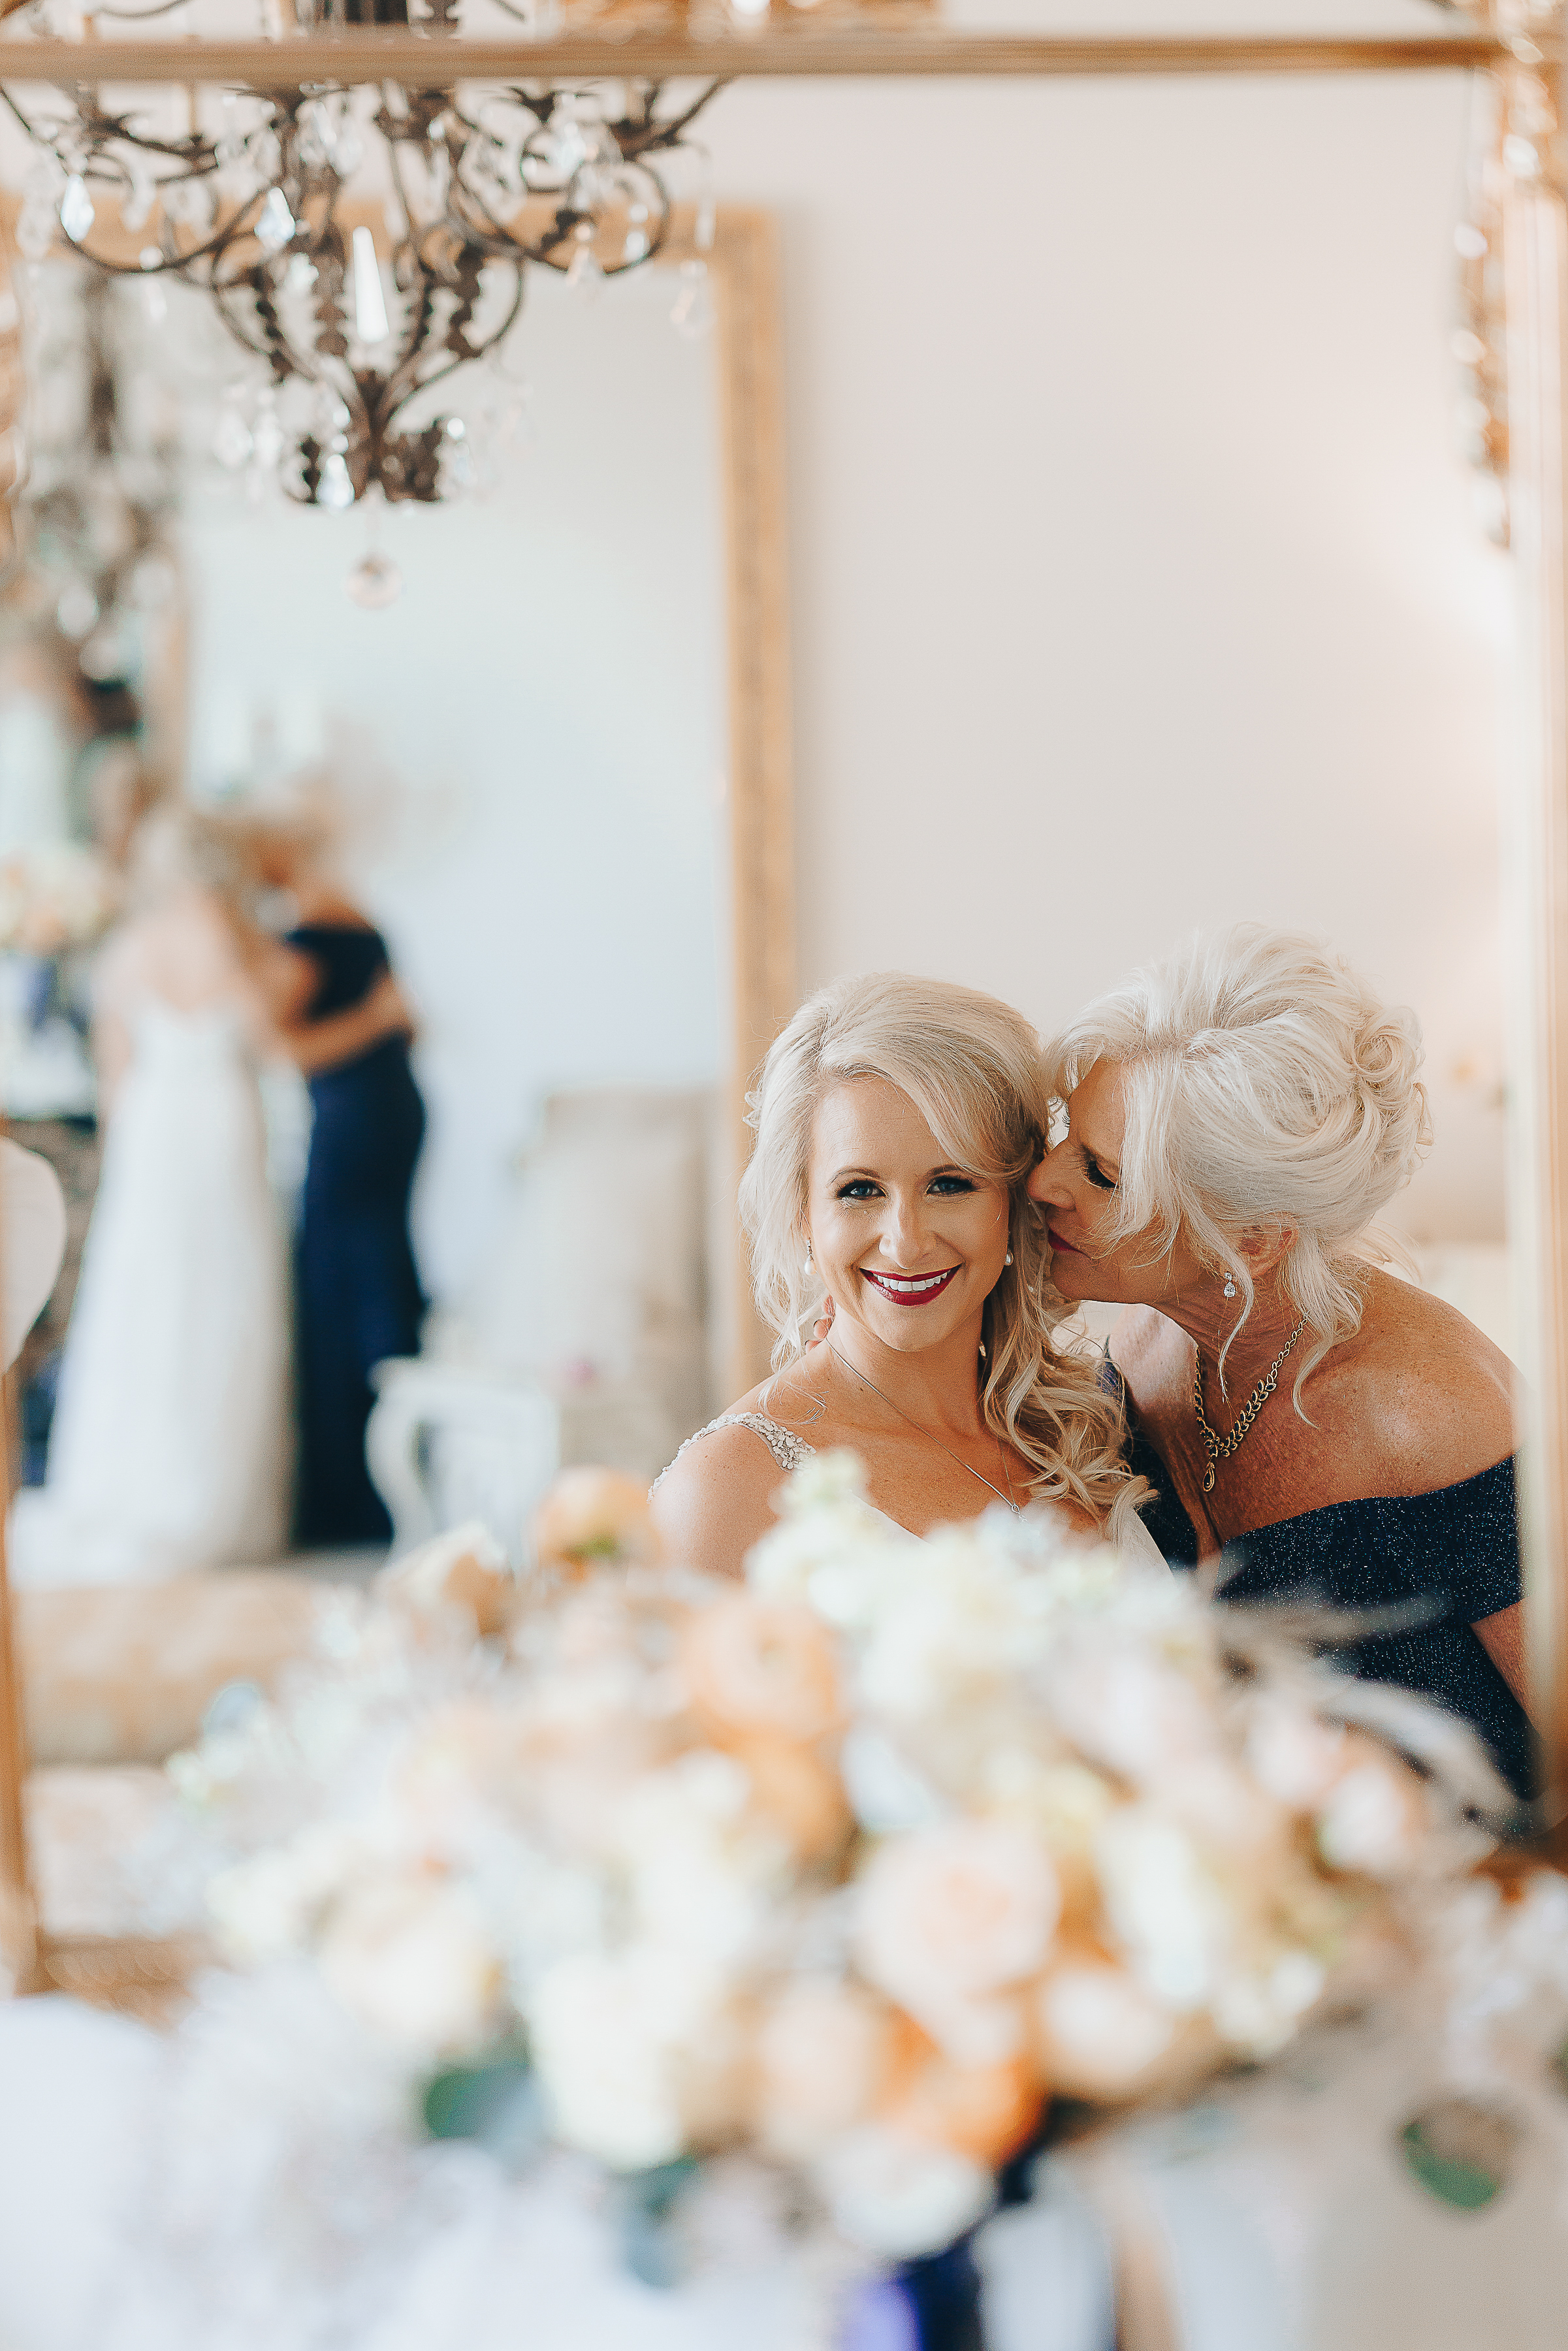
[650, 1413, 816, 1493]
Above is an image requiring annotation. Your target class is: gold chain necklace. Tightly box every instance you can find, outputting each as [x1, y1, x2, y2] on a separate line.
[826, 1341, 1021, 1514]
[1192, 1318, 1307, 1494]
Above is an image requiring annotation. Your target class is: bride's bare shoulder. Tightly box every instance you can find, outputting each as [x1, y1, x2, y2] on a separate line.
[650, 1370, 826, 1577]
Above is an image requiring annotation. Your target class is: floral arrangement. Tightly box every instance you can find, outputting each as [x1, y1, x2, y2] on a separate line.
[0, 839, 120, 955]
[175, 1455, 1505, 2269]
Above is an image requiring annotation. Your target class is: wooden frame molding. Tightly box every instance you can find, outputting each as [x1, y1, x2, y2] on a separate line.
[1501, 44, 1568, 1814]
[705, 208, 797, 1396]
[0, 30, 1515, 84]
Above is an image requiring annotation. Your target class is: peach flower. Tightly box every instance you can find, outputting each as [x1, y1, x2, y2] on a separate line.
[856, 1821, 1061, 2063]
[1032, 1951, 1178, 2100]
[680, 1594, 845, 1745]
[533, 1467, 662, 1575]
[379, 1522, 515, 1639]
[883, 2047, 1044, 2165]
[752, 1977, 911, 2158]
[732, 1732, 854, 1864]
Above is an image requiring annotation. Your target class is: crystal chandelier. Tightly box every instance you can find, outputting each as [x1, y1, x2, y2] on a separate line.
[12, 263, 178, 684]
[4, 55, 722, 508]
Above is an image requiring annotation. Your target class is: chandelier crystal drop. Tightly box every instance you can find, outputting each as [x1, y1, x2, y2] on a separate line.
[4, 61, 722, 507]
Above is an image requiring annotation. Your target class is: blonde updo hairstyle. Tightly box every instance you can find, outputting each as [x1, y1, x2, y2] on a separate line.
[1046, 925, 1433, 1411]
[740, 972, 1144, 1535]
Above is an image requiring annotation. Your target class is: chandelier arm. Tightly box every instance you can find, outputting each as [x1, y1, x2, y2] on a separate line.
[56, 187, 271, 278]
[208, 281, 284, 370]
[376, 262, 523, 421]
[441, 177, 562, 263]
[626, 76, 726, 152]
[376, 259, 440, 411]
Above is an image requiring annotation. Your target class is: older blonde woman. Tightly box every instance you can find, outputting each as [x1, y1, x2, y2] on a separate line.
[653, 972, 1156, 1576]
[1029, 924, 1531, 1795]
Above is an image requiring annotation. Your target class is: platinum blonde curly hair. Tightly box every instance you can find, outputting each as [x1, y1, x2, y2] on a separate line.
[739, 971, 1146, 1535]
[1046, 925, 1433, 1411]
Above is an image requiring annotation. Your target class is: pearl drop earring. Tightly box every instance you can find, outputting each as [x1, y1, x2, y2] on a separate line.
[1004, 1251, 1014, 1266]
[1223, 1277, 1238, 1298]
[803, 1245, 814, 1274]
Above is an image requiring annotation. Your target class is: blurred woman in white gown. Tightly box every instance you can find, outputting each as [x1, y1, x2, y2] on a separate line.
[9, 810, 408, 1586]
[9, 810, 291, 1583]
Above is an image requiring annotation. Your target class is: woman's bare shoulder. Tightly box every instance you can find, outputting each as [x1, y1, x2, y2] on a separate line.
[1330, 1273, 1516, 1485]
[650, 1407, 797, 1579]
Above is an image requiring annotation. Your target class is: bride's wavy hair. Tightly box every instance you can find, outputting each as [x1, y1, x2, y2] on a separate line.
[740, 972, 1147, 1536]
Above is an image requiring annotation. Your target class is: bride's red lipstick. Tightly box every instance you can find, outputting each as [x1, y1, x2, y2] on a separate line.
[860, 1266, 961, 1306]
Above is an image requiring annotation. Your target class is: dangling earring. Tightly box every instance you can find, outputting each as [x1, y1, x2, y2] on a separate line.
[1004, 1251, 1014, 1267]
[1223, 1276, 1238, 1299]
[803, 1245, 814, 1275]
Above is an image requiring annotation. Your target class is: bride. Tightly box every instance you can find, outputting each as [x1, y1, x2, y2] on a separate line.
[653, 971, 1158, 1570]
[10, 808, 406, 1587]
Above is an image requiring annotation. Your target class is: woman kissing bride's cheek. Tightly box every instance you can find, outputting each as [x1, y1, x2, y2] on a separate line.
[650, 971, 1157, 1580]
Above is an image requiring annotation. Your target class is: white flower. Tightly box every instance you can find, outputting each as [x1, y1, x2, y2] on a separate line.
[1245, 1699, 1348, 1810]
[207, 1821, 366, 1962]
[815, 2125, 993, 2256]
[1095, 1806, 1232, 2011]
[778, 1448, 874, 1515]
[840, 1726, 945, 1836]
[529, 1945, 730, 2169]
[616, 1749, 790, 1972]
[318, 1873, 502, 2056]
[1315, 1754, 1428, 1878]
[856, 1821, 1061, 2062]
[854, 1527, 1053, 1719]
[1210, 1949, 1326, 2055]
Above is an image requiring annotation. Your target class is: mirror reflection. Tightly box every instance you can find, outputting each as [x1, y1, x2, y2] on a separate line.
[3, 253, 729, 1584]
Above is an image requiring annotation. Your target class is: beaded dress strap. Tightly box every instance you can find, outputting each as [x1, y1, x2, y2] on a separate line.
[650, 1413, 816, 1494]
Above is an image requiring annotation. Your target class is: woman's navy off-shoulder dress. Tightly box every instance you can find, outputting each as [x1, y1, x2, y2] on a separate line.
[288, 923, 426, 1546]
[1120, 1396, 1535, 1800]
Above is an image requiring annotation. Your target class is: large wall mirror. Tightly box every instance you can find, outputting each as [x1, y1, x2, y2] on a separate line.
[0, 203, 792, 1593]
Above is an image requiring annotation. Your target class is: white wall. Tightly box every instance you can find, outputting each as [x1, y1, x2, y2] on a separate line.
[703, 55, 1511, 1242]
[178, 265, 727, 1301]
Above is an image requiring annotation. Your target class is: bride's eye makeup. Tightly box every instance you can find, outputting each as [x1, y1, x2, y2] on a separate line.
[831, 1172, 977, 1202]
[1082, 1149, 1117, 1192]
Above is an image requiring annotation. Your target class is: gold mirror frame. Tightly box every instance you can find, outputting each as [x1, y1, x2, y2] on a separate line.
[0, 18, 1565, 2006]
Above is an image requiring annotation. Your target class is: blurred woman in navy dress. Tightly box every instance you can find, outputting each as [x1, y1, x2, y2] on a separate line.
[250, 821, 426, 1546]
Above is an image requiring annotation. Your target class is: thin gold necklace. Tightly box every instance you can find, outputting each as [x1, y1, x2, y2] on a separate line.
[1192, 1318, 1307, 1494]
[827, 1339, 1021, 1514]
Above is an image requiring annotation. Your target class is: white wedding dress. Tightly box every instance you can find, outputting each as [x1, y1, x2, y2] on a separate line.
[8, 996, 292, 1585]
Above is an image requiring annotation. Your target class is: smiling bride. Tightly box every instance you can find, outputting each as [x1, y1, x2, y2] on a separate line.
[652, 972, 1159, 1574]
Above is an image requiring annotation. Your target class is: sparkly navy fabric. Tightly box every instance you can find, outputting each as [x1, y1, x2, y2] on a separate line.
[1119, 1388, 1535, 1799]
